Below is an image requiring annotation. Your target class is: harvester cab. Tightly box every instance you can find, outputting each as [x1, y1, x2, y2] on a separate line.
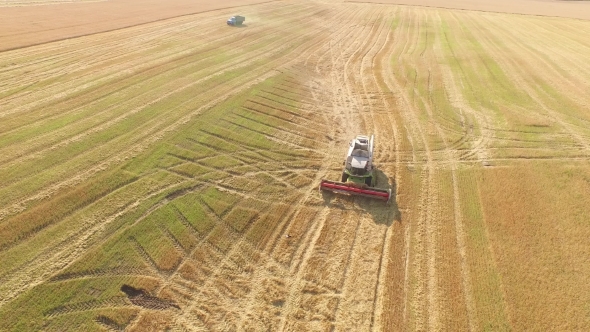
[343, 135, 373, 185]
[320, 135, 392, 202]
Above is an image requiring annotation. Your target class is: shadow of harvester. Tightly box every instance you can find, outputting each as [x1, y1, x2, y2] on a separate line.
[320, 168, 401, 226]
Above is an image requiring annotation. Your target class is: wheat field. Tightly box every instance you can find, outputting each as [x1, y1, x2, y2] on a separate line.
[0, 0, 589, 330]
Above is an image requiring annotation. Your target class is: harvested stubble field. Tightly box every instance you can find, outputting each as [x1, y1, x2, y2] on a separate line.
[1, 0, 590, 330]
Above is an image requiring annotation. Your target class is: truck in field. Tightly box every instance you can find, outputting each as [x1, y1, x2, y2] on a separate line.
[227, 16, 245, 26]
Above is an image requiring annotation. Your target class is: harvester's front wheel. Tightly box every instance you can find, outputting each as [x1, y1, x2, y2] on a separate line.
[365, 176, 372, 187]
[341, 172, 349, 183]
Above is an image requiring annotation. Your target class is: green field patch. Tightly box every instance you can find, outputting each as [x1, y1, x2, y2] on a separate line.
[187, 130, 240, 153]
[124, 145, 181, 175]
[177, 139, 216, 158]
[0, 98, 166, 187]
[162, 215, 198, 252]
[223, 176, 263, 192]
[284, 160, 322, 170]
[253, 173, 276, 186]
[458, 170, 510, 331]
[227, 164, 259, 176]
[172, 193, 215, 235]
[232, 108, 285, 131]
[170, 162, 209, 178]
[48, 179, 193, 275]
[6, 29, 251, 141]
[53, 201, 186, 275]
[0, 275, 147, 331]
[0, 170, 137, 251]
[224, 207, 259, 232]
[200, 186, 239, 217]
[199, 154, 242, 170]
[260, 149, 299, 161]
[236, 150, 272, 163]
[0, 35, 315, 328]
[257, 149, 297, 162]
[0, 10, 318, 329]
[530, 76, 590, 123]
[209, 120, 275, 151]
[439, 17, 526, 122]
[165, 144, 204, 161]
[196, 170, 230, 182]
[131, 217, 182, 272]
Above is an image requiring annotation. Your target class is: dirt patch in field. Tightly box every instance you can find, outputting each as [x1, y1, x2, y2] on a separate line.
[347, 0, 590, 20]
[121, 284, 180, 310]
[0, 0, 275, 51]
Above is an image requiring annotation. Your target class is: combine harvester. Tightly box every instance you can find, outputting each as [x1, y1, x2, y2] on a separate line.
[320, 135, 392, 203]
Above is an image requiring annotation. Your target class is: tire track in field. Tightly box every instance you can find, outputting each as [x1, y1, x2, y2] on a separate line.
[283, 4, 398, 328]
[0, 18, 335, 306]
[442, 12, 494, 165]
[153, 193, 272, 329]
[357, 8, 405, 332]
[378, 7, 445, 331]
[0, 5, 334, 224]
[0, 179, 182, 308]
[336, 5, 381, 136]
[369, 7, 412, 331]
[270, 8, 381, 330]
[382, 13, 418, 329]
[40, 83, 325, 326]
[332, 7, 392, 331]
[173, 71, 335, 330]
[230, 83, 338, 326]
[429, 10, 480, 331]
[0, 3, 319, 167]
[0, 1, 314, 148]
[396, 10, 434, 332]
[276, 15, 371, 332]
[162, 5, 358, 330]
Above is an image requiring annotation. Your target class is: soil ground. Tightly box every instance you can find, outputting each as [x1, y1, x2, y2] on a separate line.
[1, 0, 589, 331]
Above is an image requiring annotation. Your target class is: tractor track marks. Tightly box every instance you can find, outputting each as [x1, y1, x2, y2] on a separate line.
[4, 1, 590, 330]
[0, 11, 315, 178]
[0, 180, 184, 308]
[0, 6, 333, 228]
